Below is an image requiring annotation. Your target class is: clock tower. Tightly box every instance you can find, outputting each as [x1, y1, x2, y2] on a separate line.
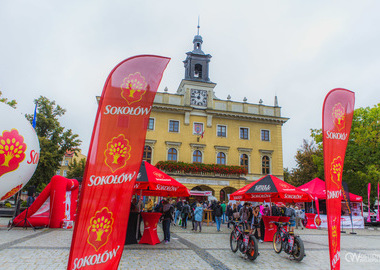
[177, 25, 216, 109]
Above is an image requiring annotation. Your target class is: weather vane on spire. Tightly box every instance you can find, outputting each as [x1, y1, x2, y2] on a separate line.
[197, 16, 200, 35]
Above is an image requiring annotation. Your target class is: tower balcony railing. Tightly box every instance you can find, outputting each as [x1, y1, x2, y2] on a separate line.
[155, 161, 247, 178]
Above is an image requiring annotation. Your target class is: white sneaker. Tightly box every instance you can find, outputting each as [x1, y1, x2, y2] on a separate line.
[259, 239, 263, 243]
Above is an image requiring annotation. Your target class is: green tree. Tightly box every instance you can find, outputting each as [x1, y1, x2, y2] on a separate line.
[26, 96, 81, 191]
[67, 158, 86, 179]
[311, 104, 380, 201]
[0, 91, 17, 108]
[287, 139, 322, 187]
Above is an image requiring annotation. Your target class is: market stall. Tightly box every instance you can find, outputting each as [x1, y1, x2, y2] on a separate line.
[126, 161, 190, 245]
[299, 178, 364, 229]
[230, 175, 312, 241]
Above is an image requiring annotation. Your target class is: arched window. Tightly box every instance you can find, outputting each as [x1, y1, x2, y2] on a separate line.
[262, 155, 270, 174]
[193, 150, 202, 163]
[168, 148, 177, 161]
[220, 189, 226, 202]
[217, 152, 226, 165]
[143, 146, 152, 164]
[194, 64, 202, 78]
[240, 154, 249, 171]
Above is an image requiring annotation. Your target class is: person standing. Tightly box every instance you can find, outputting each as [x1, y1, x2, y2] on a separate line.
[161, 200, 174, 244]
[181, 201, 190, 229]
[252, 206, 263, 243]
[215, 201, 223, 232]
[226, 202, 233, 228]
[145, 198, 153, 212]
[194, 203, 203, 232]
[174, 199, 183, 226]
[221, 201, 226, 224]
[286, 203, 297, 233]
[190, 201, 197, 231]
[239, 203, 249, 230]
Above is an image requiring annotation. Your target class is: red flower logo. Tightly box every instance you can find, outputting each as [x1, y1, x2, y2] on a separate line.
[314, 215, 322, 227]
[120, 72, 148, 105]
[87, 207, 114, 251]
[1, 184, 23, 200]
[104, 134, 131, 173]
[0, 129, 27, 177]
[332, 103, 346, 131]
[330, 156, 343, 188]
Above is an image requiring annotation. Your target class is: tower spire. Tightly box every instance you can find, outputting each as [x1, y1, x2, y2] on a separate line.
[197, 16, 200, 35]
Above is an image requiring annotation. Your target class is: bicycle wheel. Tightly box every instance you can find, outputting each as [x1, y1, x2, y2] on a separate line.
[273, 232, 282, 253]
[292, 236, 305, 261]
[246, 235, 259, 261]
[230, 230, 239, 253]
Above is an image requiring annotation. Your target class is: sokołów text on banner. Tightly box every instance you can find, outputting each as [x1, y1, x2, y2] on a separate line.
[322, 88, 355, 270]
[67, 55, 170, 270]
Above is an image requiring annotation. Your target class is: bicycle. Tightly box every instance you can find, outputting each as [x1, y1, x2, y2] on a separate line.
[271, 221, 305, 261]
[229, 220, 259, 261]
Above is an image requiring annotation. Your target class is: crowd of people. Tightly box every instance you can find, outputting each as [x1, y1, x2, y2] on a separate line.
[130, 197, 306, 244]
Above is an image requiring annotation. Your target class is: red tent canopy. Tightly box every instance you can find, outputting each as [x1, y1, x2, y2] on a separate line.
[298, 178, 362, 202]
[134, 161, 190, 197]
[230, 175, 312, 202]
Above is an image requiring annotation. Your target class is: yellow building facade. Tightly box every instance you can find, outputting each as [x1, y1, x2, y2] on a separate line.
[57, 150, 87, 178]
[143, 32, 288, 201]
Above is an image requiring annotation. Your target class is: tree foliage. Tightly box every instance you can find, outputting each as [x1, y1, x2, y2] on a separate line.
[67, 158, 86, 179]
[307, 104, 380, 201]
[26, 96, 81, 191]
[286, 139, 323, 187]
[0, 91, 17, 108]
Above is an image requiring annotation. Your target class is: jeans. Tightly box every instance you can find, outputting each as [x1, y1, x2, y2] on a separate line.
[163, 219, 171, 241]
[174, 210, 181, 224]
[222, 213, 226, 223]
[195, 221, 202, 232]
[216, 216, 222, 231]
[181, 215, 188, 228]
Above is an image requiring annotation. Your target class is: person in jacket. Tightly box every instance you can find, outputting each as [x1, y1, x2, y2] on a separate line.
[145, 198, 153, 212]
[286, 203, 297, 232]
[252, 205, 263, 243]
[191, 201, 197, 230]
[215, 201, 223, 232]
[221, 201, 227, 224]
[174, 199, 183, 226]
[226, 202, 233, 228]
[239, 203, 250, 230]
[194, 203, 203, 232]
[181, 201, 190, 229]
[161, 200, 174, 243]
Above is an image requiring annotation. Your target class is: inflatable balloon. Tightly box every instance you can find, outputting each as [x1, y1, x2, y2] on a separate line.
[0, 102, 40, 201]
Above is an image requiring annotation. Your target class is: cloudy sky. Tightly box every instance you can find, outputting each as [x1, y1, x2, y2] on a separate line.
[1, 1, 380, 169]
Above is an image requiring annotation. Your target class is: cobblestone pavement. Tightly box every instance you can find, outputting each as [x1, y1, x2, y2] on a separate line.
[1, 218, 380, 270]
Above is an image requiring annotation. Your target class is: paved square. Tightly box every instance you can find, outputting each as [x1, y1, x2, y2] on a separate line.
[1, 218, 379, 270]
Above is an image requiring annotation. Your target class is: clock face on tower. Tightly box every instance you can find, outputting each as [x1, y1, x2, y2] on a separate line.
[190, 89, 208, 107]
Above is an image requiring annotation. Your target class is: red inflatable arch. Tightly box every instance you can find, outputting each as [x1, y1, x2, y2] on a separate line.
[13, 175, 79, 228]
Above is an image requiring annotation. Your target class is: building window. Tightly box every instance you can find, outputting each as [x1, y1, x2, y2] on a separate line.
[64, 160, 69, 166]
[240, 154, 249, 171]
[143, 146, 152, 163]
[262, 156, 270, 174]
[169, 120, 179, 133]
[56, 170, 60, 175]
[168, 148, 178, 161]
[261, 130, 270, 141]
[240, 127, 249, 140]
[193, 150, 202, 163]
[217, 152, 226, 165]
[63, 170, 67, 177]
[217, 125, 227, 137]
[148, 118, 155, 130]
